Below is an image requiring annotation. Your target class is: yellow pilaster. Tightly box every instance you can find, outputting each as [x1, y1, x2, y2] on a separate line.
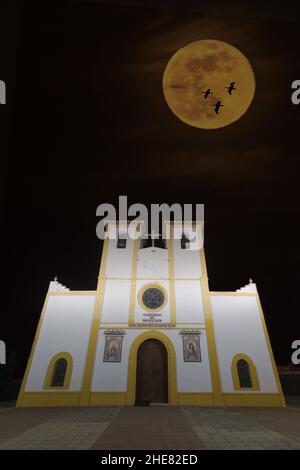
[79, 235, 110, 406]
[199, 248, 224, 406]
[128, 237, 140, 324]
[168, 224, 176, 324]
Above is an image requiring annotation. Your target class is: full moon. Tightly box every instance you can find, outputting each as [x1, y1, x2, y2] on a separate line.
[162, 39, 255, 129]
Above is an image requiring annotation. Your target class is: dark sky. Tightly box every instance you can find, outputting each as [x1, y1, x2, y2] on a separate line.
[1, 1, 300, 376]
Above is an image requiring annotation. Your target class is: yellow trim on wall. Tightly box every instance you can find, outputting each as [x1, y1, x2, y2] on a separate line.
[126, 330, 178, 405]
[177, 393, 214, 406]
[48, 291, 96, 296]
[210, 292, 256, 297]
[199, 249, 224, 406]
[17, 392, 80, 408]
[99, 322, 205, 325]
[43, 352, 73, 390]
[17, 391, 283, 408]
[89, 392, 214, 406]
[104, 277, 208, 281]
[137, 282, 168, 313]
[255, 294, 286, 407]
[167, 224, 176, 324]
[89, 392, 127, 406]
[16, 294, 50, 407]
[223, 393, 283, 407]
[231, 353, 260, 391]
[79, 236, 110, 406]
[99, 326, 206, 330]
[128, 238, 140, 324]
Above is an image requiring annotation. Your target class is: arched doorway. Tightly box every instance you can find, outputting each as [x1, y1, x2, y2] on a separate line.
[135, 339, 168, 405]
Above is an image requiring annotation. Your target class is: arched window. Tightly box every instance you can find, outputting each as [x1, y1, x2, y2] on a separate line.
[237, 359, 252, 388]
[51, 358, 68, 387]
[44, 352, 73, 390]
[231, 354, 260, 391]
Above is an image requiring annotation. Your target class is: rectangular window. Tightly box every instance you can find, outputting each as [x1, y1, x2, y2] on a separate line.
[139, 237, 167, 249]
[181, 233, 190, 250]
[140, 238, 152, 249]
[117, 233, 127, 249]
[155, 238, 166, 249]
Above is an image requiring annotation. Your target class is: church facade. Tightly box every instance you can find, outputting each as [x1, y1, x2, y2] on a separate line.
[17, 221, 285, 407]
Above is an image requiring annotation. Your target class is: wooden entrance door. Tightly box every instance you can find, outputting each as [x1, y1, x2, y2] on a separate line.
[135, 339, 168, 405]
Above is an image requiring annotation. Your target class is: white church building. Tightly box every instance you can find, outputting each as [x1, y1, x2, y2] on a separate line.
[17, 221, 285, 407]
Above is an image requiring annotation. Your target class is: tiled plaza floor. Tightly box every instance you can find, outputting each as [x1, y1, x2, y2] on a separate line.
[0, 398, 300, 450]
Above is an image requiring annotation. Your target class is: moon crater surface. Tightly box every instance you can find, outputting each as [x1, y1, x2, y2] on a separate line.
[162, 39, 255, 129]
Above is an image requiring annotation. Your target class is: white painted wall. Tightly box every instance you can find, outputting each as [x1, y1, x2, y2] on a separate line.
[25, 294, 95, 392]
[173, 241, 202, 279]
[105, 237, 134, 278]
[137, 247, 169, 279]
[105, 222, 204, 281]
[92, 329, 138, 392]
[167, 329, 212, 393]
[173, 225, 202, 279]
[175, 280, 205, 324]
[211, 294, 278, 393]
[101, 280, 131, 323]
[91, 328, 212, 393]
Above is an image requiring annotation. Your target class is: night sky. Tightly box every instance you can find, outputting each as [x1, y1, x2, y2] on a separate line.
[1, 1, 300, 376]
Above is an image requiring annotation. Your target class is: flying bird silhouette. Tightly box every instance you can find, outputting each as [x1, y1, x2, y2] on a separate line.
[202, 88, 212, 99]
[226, 82, 237, 95]
[213, 101, 224, 114]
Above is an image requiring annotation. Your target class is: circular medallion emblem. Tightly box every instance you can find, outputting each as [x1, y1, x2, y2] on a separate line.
[142, 287, 165, 310]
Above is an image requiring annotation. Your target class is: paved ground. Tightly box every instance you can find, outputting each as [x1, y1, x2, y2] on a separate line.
[0, 398, 300, 450]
